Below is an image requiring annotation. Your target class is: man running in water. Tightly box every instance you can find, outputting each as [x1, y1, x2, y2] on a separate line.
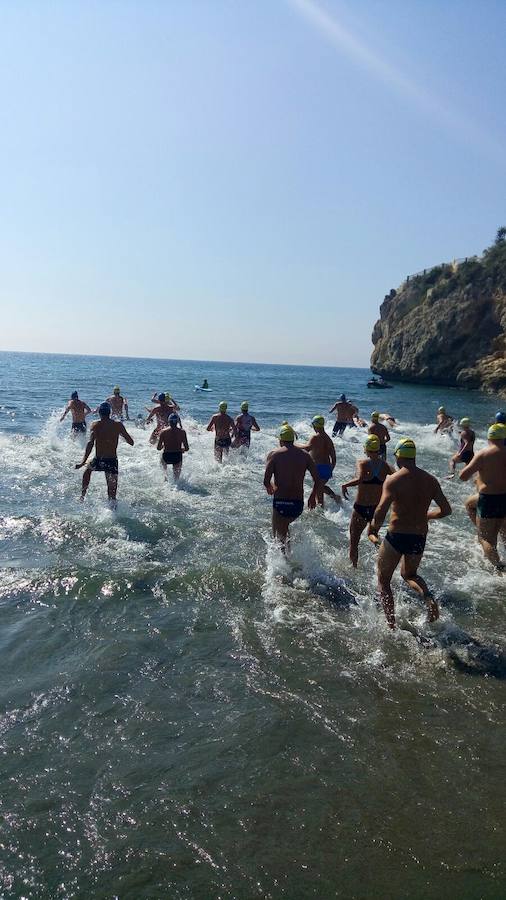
[60, 391, 91, 435]
[105, 386, 129, 421]
[146, 393, 173, 444]
[448, 417, 475, 477]
[460, 423, 506, 569]
[370, 438, 451, 629]
[75, 402, 134, 507]
[341, 434, 393, 567]
[263, 423, 320, 550]
[234, 402, 260, 452]
[368, 411, 390, 459]
[300, 416, 340, 507]
[206, 402, 236, 462]
[434, 406, 453, 434]
[329, 394, 358, 437]
[150, 390, 181, 411]
[157, 414, 189, 481]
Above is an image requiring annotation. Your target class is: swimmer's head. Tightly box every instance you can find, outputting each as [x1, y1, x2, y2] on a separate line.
[394, 438, 416, 460]
[113, 386, 120, 395]
[71, 391, 78, 400]
[364, 434, 380, 453]
[219, 401, 227, 412]
[99, 402, 111, 418]
[460, 417, 471, 427]
[312, 415, 325, 430]
[339, 393, 347, 402]
[488, 423, 506, 441]
[241, 401, 249, 412]
[438, 406, 445, 414]
[165, 392, 171, 400]
[279, 424, 295, 443]
[158, 393, 166, 403]
[371, 411, 380, 422]
[169, 413, 179, 426]
[495, 410, 506, 424]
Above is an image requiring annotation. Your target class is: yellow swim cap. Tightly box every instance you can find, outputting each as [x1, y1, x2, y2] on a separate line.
[241, 401, 249, 411]
[371, 411, 380, 421]
[113, 386, 120, 394]
[460, 417, 470, 427]
[488, 423, 506, 440]
[280, 424, 295, 442]
[438, 406, 445, 414]
[312, 415, 325, 428]
[219, 401, 227, 412]
[365, 434, 380, 452]
[166, 391, 171, 399]
[394, 438, 416, 459]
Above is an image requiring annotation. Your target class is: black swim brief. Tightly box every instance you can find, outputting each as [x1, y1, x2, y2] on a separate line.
[273, 498, 304, 519]
[332, 421, 347, 436]
[89, 456, 118, 475]
[215, 437, 232, 449]
[385, 531, 427, 556]
[477, 492, 506, 519]
[353, 502, 377, 523]
[459, 449, 473, 464]
[163, 451, 183, 465]
[71, 422, 86, 433]
[378, 444, 387, 460]
[236, 430, 251, 447]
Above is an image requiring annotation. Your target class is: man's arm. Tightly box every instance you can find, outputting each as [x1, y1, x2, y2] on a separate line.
[146, 407, 156, 424]
[459, 452, 481, 482]
[156, 432, 165, 451]
[329, 403, 337, 413]
[263, 456, 275, 494]
[341, 462, 362, 499]
[428, 480, 452, 520]
[251, 417, 260, 432]
[75, 430, 95, 469]
[329, 439, 336, 467]
[124, 398, 129, 420]
[370, 477, 395, 532]
[182, 430, 189, 452]
[306, 455, 322, 509]
[60, 404, 70, 422]
[83, 403, 92, 416]
[119, 423, 134, 446]
[206, 416, 216, 432]
[171, 399, 181, 411]
[384, 430, 390, 444]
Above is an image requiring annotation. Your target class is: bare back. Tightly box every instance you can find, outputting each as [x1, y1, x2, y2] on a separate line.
[69, 399, 88, 423]
[386, 467, 442, 535]
[466, 445, 506, 494]
[335, 401, 356, 422]
[355, 458, 392, 506]
[208, 413, 235, 439]
[158, 427, 188, 453]
[91, 419, 125, 457]
[306, 432, 336, 466]
[369, 422, 389, 444]
[265, 446, 314, 500]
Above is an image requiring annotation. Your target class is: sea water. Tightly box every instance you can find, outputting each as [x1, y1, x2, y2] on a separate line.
[1, 351, 505, 899]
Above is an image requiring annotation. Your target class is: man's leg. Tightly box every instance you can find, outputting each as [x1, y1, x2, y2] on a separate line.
[465, 494, 478, 528]
[377, 538, 401, 629]
[400, 553, 438, 621]
[160, 457, 168, 480]
[272, 509, 293, 554]
[476, 516, 504, 569]
[349, 510, 368, 568]
[323, 484, 340, 505]
[80, 467, 92, 500]
[214, 443, 223, 463]
[105, 472, 118, 507]
[173, 462, 182, 481]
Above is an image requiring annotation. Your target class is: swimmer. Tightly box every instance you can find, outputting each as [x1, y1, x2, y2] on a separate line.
[341, 435, 393, 567]
[75, 402, 134, 507]
[263, 423, 320, 551]
[206, 402, 236, 462]
[157, 413, 189, 481]
[300, 415, 340, 507]
[60, 391, 91, 435]
[368, 411, 390, 460]
[379, 413, 397, 428]
[448, 418, 475, 477]
[460, 424, 506, 570]
[146, 393, 174, 444]
[434, 406, 454, 435]
[104, 386, 129, 421]
[329, 394, 358, 437]
[495, 410, 506, 425]
[150, 391, 181, 411]
[234, 402, 260, 452]
[370, 438, 451, 629]
[353, 415, 367, 428]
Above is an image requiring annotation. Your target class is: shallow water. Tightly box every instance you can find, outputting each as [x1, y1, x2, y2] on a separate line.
[1, 352, 505, 899]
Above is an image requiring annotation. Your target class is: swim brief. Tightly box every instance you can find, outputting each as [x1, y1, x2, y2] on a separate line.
[273, 498, 304, 519]
[477, 492, 506, 519]
[317, 463, 333, 482]
[89, 456, 118, 475]
[353, 502, 377, 523]
[379, 444, 387, 460]
[385, 531, 427, 556]
[236, 430, 251, 447]
[215, 437, 232, 449]
[162, 451, 183, 465]
[332, 422, 347, 436]
[71, 422, 86, 433]
[459, 450, 473, 464]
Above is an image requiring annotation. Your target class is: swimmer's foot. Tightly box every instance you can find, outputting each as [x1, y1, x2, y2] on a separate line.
[79, 494, 86, 503]
[446, 474, 455, 480]
[368, 532, 381, 546]
[426, 596, 439, 623]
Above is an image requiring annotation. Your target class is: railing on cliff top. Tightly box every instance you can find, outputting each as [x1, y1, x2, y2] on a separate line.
[405, 255, 479, 282]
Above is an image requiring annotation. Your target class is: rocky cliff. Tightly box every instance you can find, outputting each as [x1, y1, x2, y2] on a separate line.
[370, 230, 506, 394]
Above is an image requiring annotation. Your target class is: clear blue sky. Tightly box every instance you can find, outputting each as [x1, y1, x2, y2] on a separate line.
[1, 0, 505, 366]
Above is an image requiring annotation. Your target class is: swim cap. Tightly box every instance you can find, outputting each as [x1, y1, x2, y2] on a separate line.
[158, 393, 166, 403]
[99, 402, 111, 417]
[394, 438, 416, 459]
[241, 401, 249, 411]
[339, 394, 347, 402]
[169, 413, 179, 425]
[488, 423, 506, 441]
[219, 401, 227, 412]
[438, 406, 445, 414]
[166, 392, 171, 400]
[371, 411, 380, 422]
[495, 411, 506, 424]
[312, 415, 325, 428]
[113, 386, 120, 394]
[71, 391, 78, 400]
[280, 424, 295, 442]
[365, 434, 380, 452]
[459, 417, 470, 427]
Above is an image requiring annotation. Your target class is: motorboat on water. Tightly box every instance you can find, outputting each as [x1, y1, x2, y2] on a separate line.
[367, 377, 393, 389]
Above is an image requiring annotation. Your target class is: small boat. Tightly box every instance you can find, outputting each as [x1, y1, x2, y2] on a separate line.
[367, 378, 393, 389]
[194, 385, 213, 392]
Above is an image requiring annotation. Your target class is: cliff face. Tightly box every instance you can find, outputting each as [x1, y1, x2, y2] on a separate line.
[370, 234, 506, 394]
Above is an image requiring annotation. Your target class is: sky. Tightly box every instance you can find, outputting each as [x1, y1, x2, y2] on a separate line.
[1, 0, 505, 367]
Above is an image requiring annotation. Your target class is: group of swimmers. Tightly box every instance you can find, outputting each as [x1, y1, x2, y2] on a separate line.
[59, 387, 506, 630]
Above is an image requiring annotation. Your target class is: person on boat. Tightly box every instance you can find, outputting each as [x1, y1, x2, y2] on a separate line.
[206, 401, 236, 462]
[263, 423, 320, 551]
[75, 402, 134, 507]
[460, 424, 506, 570]
[329, 394, 358, 437]
[370, 438, 451, 629]
[299, 416, 340, 507]
[341, 435, 393, 566]
[60, 391, 91, 435]
[368, 411, 390, 459]
[448, 418, 475, 477]
[434, 406, 453, 434]
[234, 402, 260, 451]
[202, 379, 209, 389]
[104, 386, 129, 421]
[157, 413, 189, 481]
[146, 393, 174, 444]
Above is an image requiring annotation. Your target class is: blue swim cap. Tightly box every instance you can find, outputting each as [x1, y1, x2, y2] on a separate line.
[495, 411, 506, 424]
[99, 402, 111, 417]
[169, 413, 179, 424]
[158, 393, 166, 402]
[71, 391, 78, 400]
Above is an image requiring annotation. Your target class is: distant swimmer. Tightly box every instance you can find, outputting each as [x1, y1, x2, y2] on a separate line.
[448, 418, 475, 477]
[353, 415, 367, 428]
[341, 435, 393, 567]
[146, 393, 174, 444]
[368, 411, 390, 459]
[157, 414, 189, 481]
[105, 386, 129, 421]
[370, 438, 451, 629]
[234, 401, 260, 451]
[380, 413, 397, 428]
[206, 401, 236, 462]
[263, 423, 320, 550]
[60, 391, 91, 435]
[434, 406, 453, 435]
[75, 402, 134, 507]
[300, 416, 340, 507]
[150, 390, 181, 411]
[460, 423, 506, 570]
[329, 394, 358, 437]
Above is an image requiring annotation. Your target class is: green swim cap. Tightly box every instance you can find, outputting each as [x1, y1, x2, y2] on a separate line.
[488, 423, 506, 440]
[438, 406, 445, 414]
[371, 411, 380, 422]
[394, 438, 416, 459]
[219, 401, 227, 412]
[113, 386, 120, 394]
[241, 401, 249, 411]
[312, 415, 325, 428]
[460, 417, 470, 427]
[280, 424, 295, 442]
[166, 391, 171, 399]
[365, 434, 380, 452]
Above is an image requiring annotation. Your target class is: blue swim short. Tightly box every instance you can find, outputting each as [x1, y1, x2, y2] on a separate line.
[317, 463, 333, 482]
[273, 498, 304, 519]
